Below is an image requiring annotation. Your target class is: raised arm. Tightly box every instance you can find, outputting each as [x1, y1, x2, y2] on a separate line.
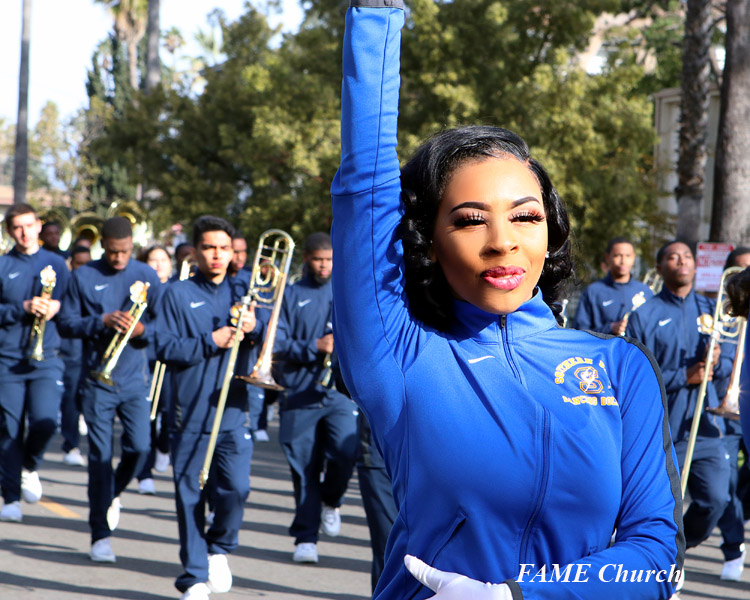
[331, 1, 430, 430]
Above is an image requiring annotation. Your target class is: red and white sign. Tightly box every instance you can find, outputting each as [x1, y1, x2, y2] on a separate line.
[695, 242, 734, 292]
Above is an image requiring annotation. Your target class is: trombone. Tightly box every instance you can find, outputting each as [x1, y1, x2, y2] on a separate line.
[680, 266, 744, 497]
[236, 230, 295, 390]
[92, 281, 151, 386]
[28, 266, 57, 362]
[199, 229, 295, 490]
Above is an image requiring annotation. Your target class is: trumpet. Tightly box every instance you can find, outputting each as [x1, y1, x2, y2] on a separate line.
[92, 281, 150, 386]
[643, 268, 663, 295]
[618, 291, 648, 337]
[28, 265, 57, 362]
[236, 230, 295, 390]
[680, 266, 744, 497]
[200, 229, 295, 490]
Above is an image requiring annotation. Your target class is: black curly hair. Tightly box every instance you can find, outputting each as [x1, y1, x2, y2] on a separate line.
[398, 125, 573, 331]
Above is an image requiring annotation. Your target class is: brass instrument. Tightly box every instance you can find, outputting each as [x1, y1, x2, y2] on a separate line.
[199, 229, 295, 490]
[178, 257, 195, 280]
[559, 298, 569, 328]
[618, 291, 648, 337]
[681, 266, 744, 497]
[318, 319, 334, 387]
[28, 266, 57, 362]
[38, 207, 72, 251]
[198, 290, 256, 489]
[643, 268, 663, 295]
[706, 318, 746, 421]
[236, 230, 296, 390]
[70, 212, 104, 247]
[92, 281, 150, 386]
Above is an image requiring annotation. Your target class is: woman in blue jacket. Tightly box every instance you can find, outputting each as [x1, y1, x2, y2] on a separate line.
[331, 3, 684, 600]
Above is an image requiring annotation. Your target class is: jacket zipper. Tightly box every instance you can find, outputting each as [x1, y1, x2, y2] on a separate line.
[519, 407, 551, 564]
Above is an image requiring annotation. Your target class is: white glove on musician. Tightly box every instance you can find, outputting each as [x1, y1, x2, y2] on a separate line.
[405, 555, 513, 600]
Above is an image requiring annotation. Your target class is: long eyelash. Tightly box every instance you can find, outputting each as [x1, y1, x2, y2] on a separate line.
[453, 212, 486, 227]
[512, 211, 545, 223]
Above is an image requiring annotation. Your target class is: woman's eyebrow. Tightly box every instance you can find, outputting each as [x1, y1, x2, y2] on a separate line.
[510, 196, 542, 208]
[448, 201, 490, 214]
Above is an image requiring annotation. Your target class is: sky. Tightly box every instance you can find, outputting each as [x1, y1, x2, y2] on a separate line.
[0, 0, 304, 126]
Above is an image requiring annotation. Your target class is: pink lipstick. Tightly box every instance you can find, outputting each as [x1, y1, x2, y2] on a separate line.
[482, 266, 525, 290]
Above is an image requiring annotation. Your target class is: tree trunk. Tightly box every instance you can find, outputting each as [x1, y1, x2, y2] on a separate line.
[145, 0, 160, 91]
[127, 37, 139, 90]
[13, 0, 31, 204]
[710, 0, 750, 243]
[675, 0, 712, 247]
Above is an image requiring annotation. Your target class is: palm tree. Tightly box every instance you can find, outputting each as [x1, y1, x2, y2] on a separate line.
[675, 0, 712, 246]
[145, 0, 160, 91]
[94, 0, 148, 90]
[13, 0, 32, 204]
[710, 0, 750, 243]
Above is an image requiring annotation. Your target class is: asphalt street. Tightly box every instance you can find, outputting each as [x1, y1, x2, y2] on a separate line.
[0, 421, 748, 599]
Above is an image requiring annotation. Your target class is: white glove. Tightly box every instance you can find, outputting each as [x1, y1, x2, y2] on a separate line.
[404, 555, 513, 600]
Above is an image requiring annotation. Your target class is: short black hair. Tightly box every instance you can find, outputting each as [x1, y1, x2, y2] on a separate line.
[70, 245, 91, 258]
[605, 237, 633, 254]
[399, 125, 572, 330]
[101, 216, 133, 240]
[232, 233, 246, 242]
[192, 216, 236, 247]
[4, 203, 37, 228]
[724, 246, 750, 270]
[304, 232, 332, 254]
[41, 221, 61, 232]
[656, 239, 692, 265]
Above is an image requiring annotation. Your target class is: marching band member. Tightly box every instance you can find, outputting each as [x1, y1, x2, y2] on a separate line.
[0, 204, 70, 522]
[155, 216, 261, 600]
[59, 245, 92, 468]
[136, 244, 175, 494]
[57, 216, 162, 563]
[711, 247, 750, 581]
[274, 232, 359, 564]
[573, 237, 652, 334]
[331, 4, 683, 599]
[40, 220, 69, 258]
[627, 241, 733, 578]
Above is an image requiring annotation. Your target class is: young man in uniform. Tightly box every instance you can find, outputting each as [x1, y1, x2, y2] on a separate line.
[574, 237, 653, 334]
[627, 240, 735, 576]
[0, 204, 70, 522]
[274, 232, 359, 564]
[156, 216, 261, 600]
[58, 216, 162, 562]
[60, 245, 92, 467]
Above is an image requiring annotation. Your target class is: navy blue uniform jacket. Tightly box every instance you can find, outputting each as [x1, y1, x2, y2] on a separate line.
[0, 247, 70, 368]
[57, 258, 162, 391]
[626, 287, 732, 442]
[274, 275, 343, 409]
[573, 274, 652, 334]
[155, 271, 262, 433]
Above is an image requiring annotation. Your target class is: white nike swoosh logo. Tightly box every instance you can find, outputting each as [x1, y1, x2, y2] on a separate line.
[602, 300, 614, 306]
[8, 272, 20, 279]
[297, 299, 311, 307]
[468, 355, 494, 364]
[94, 284, 108, 291]
[659, 318, 672, 327]
[190, 301, 206, 309]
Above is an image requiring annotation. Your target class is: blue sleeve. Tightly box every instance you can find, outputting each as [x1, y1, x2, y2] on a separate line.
[626, 310, 686, 393]
[331, 4, 432, 432]
[515, 344, 684, 600]
[0, 298, 25, 326]
[155, 287, 219, 366]
[56, 271, 107, 339]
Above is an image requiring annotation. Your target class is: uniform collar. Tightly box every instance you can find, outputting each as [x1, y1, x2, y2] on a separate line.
[451, 289, 558, 343]
[603, 273, 632, 288]
[658, 286, 694, 306]
[192, 270, 228, 292]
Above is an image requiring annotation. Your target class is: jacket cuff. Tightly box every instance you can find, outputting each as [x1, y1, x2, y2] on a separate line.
[350, 0, 403, 8]
[504, 579, 524, 600]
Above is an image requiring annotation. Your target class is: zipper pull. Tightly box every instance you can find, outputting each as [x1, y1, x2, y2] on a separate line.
[499, 315, 507, 328]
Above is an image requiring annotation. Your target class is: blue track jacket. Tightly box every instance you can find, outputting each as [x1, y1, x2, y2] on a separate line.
[274, 275, 343, 408]
[155, 271, 262, 433]
[57, 258, 162, 391]
[741, 332, 750, 448]
[330, 6, 684, 600]
[0, 247, 70, 368]
[573, 275, 652, 334]
[626, 288, 732, 443]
